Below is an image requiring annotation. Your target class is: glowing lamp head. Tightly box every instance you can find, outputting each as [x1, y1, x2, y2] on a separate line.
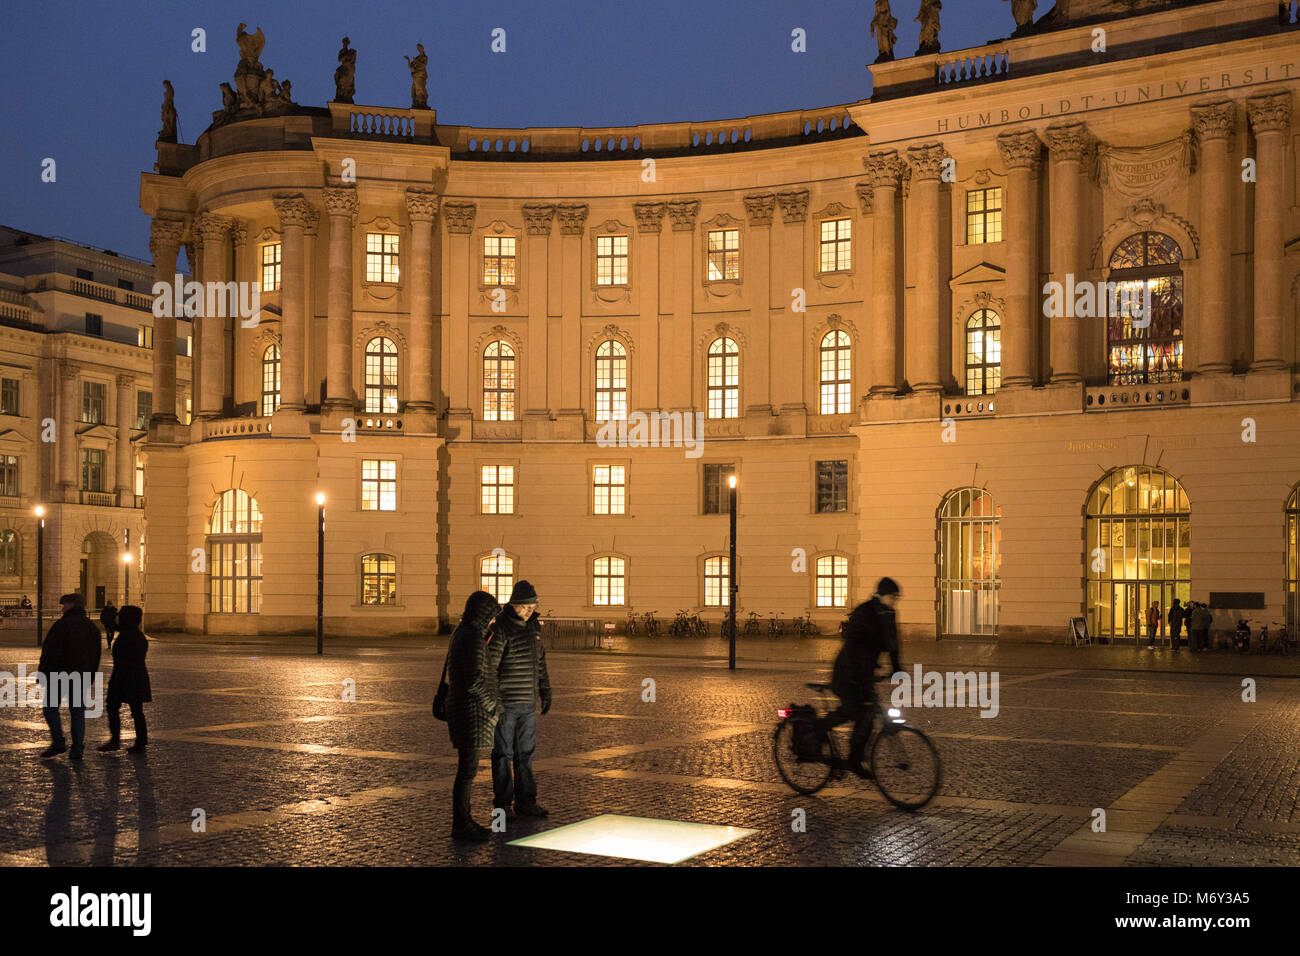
[315, 492, 326, 506]
[122, 553, 132, 564]
[728, 475, 737, 489]
[34, 505, 45, 518]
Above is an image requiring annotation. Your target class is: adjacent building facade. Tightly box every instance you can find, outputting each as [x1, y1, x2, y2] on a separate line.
[135, 0, 1300, 641]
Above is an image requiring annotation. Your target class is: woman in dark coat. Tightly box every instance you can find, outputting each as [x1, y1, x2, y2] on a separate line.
[445, 590, 504, 841]
[97, 604, 151, 754]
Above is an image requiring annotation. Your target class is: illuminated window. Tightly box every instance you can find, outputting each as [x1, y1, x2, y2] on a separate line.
[135, 390, 152, 429]
[939, 488, 1002, 639]
[819, 330, 852, 414]
[361, 553, 398, 606]
[815, 460, 849, 513]
[261, 344, 280, 416]
[0, 529, 18, 576]
[135, 456, 144, 497]
[365, 233, 400, 283]
[80, 448, 106, 492]
[480, 553, 514, 604]
[706, 229, 740, 281]
[483, 235, 517, 285]
[815, 555, 849, 608]
[966, 187, 1003, 245]
[593, 555, 626, 606]
[207, 489, 263, 614]
[483, 340, 516, 421]
[593, 464, 626, 515]
[703, 463, 734, 515]
[364, 336, 399, 413]
[361, 459, 397, 511]
[81, 381, 105, 424]
[704, 555, 730, 607]
[260, 242, 281, 292]
[819, 218, 852, 272]
[0, 455, 18, 497]
[1106, 232, 1184, 386]
[595, 340, 628, 423]
[480, 464, 515, 514]
[965, 310, 1002, 396]
[137, 325, 154, 349]
[596, 235, 629, 285]
[1287, 485, 1300, 632]
[707, 337, 739, 419]
[0, 378, 17, 416]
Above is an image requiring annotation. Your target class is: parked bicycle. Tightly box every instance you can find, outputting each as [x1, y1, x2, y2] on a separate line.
[769, 614, 786, 638]
[773, 680, 941, 811]
[1257, 621, 1290, 655]
[789, 614, 820, 638]
[625, 612, 639, 636]
[743, 611, 762, 638]
[641, 611, 660, 637]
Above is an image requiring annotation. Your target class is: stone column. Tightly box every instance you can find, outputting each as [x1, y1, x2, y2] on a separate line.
[905, 143, 946, 392]
[996, 129, 1043, 388]
[1044, 122, 1089, 383]
[231, 222, 248, 403]
[666, 200, 699, 411]
[59, 364, 79, 503]
[863, 151, 907, 396]
[774, 190, 809, 413]
[323, 186, 359, 411]
[557, 204, 588, 417]
[443, 202, 477, 426]
[272, 195, 317, 412]
[1191, 101, 1235, 374]
[195, 212, 233, 418]
[1247, 91, 1292, 371]
[115, 373, 135, 505]
[520, 203, 554, 418]
[744, 193, 775, 414]
[148, 217, 185, 424]
[633, 202, 665, 411]
[405, 188, 440, 410]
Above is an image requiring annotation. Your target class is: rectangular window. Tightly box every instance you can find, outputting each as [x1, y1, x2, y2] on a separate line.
[76, 268, 93, 281]
[183, 396, 192, 425]
[362, 553, 398, 606]
[707, 229, 740, 281]
[596, 235, 629, 285]
[819, 218, 852, 272]
[816, 460, 849, 514]
[480, 464, 515, 514]
[483, 235, 517, 286]
[704, 555, 730, 607]
[80, 448, 106, 492]
[365, 234, 400, 283]
[593, 555, 626, 606]
[135, 456, 144, 497]
[135, 390, 152, 429]
[966, 187, 1003, 245]
[137, 325, 154, 349]
[117, 278, 134, 291]
[0, 378, 19, 416]
[361, 459, 397, 511]
[261, 242, 282, 292]
[593, 464, 626, 515]
[85, 313, 103, 337]
[816, 555, 850, 607]
[82, 381, 106, 424]
[703, 463, 735, 515]
[0, 455, 18, 497]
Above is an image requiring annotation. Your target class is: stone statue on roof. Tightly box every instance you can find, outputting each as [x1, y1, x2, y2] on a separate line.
[234, 23, 267, 109]
[916, 0, 942, 54]
[1005, 0, 1038, 34]
[870, 1, 898, 63]
[334, 37, 357, 104]
[405, 43, 429, 109]
[159, 80, 178, 142]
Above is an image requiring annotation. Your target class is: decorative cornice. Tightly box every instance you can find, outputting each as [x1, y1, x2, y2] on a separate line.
[1190, 100, 1235, 142]
[1247, 90, 1292, 135]
[996, 130, 1042, 170]
[743, 193, 775, 226]
[403, 188, 439, 222]
[323, 186, 360, 220]
[115, 373, 136, 389]
[556, 203, 589, 236]
[521, 203, 555, 236]
[194, 212, 234, 242]
[667, 199, 700, 231]
[443, 201, 477, 234]
[633, 201, 666, 234]
[149, 217, 186, 257]
[1044, 121, 1091, 162]
[905, 143, 947, 181]
[1090, 199, 1200, 266]
[354, 318, 408, 353]
[585, 323, 635, 358]
[272, 194, 317, 229]
[862, 150, 907, 189]
[854, 182, 873, 215]
[776, 189, 810, 223]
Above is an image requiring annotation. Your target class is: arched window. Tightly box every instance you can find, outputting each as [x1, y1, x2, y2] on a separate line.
[0, 529, 19, 576]
[261, 344, 280, 417]
[938, 488, 1002, 639]
[364, 337, 398, 414]
[707, 337, 739, 420]
[1286, 486, 1300, 631]
[819, 330, 851, 414]
[704, 555, 730, 607]
[965, 310, 1001, 396]
[483, 341, 516, 421]
[593, 555, 626, 606]
[1106, 232, 1183, 385]
[815, 554, 849, 608]
[361, 553, 397, 606]
[207, 489, 263, 614]
[595, 340, 628, 422]
[480, 552, 514, 604]
[1086, 465, 1189, 644]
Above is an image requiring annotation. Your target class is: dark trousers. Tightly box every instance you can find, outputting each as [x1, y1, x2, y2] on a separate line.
[818, 683, 876, 768]
[492, 704, 538, 808]
[453, 747, 482, 828]
[107, 701, 146, 744]
[103, 627, 115, 647]
[1146, 624, 1158, 646]
[43, 706, 85, 749]
[1193, 628, 1209, 650]
[1170, 626, 1183, 649]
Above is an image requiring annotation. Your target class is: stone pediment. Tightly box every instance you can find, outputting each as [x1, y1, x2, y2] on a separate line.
[949, 262, 1007, 289]
[75, 423, 117, 441]
[0, 428, 33, 446]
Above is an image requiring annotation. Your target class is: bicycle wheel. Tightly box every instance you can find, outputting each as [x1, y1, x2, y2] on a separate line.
[773, 718, 835, 795]
[869, 725, 941, 811]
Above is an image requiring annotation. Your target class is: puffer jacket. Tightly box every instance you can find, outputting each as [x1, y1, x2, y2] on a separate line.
[494, 606, 551, 710]
[106, 625, 152, 705]
[445, 591, 504, 751]
[831, 596, 901, 695]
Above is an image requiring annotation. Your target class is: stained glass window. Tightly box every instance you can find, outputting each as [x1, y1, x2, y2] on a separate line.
[1106, 232, 1183, 386]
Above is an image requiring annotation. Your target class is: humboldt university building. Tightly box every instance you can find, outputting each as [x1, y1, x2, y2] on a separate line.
[103, 0, 1300, 641]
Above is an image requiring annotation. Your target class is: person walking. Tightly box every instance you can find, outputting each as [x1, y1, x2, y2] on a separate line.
[491, 580, 552, 820]
[1191, 602, 1211, 651]
[97, 605, 151, 754]
[1145, 601, 1161, 649]
[99, 600, 118, 648]
[37, 593, 102, 761]
[1167, 598, 1185, 651]
[444, 590, 504, 841]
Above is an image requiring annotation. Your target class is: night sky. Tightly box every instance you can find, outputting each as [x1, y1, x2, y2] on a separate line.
[0, 0, 1016, 260]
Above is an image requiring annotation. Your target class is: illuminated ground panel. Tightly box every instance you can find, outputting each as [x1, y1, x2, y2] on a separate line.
[507, 814, 759, 864]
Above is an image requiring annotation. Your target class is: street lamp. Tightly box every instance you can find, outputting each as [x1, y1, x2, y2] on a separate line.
[33, 505, 44, 648]
[728, 473, 737, 672]
[315, 492, 325, 655]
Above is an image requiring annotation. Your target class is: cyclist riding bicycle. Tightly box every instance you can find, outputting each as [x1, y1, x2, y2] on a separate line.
[815, 576, 903, 778]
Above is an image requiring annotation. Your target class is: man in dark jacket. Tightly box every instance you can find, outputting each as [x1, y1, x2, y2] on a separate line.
[491, 580, 552, 819]
[445, 590, 504, 841]
[1167, 598, 1185, 651]
[100, 600, 118, 647]
[817, 577, 903, 777]
[98, 604, 152, 754]
[38, 593, 102, 760]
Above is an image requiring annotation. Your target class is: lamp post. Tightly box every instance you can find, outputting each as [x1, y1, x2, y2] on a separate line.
[315, 492, 325, 656]
[728, 473, 737, 672]
[122, 528, 131, 604]
[34, 505, 44, 648]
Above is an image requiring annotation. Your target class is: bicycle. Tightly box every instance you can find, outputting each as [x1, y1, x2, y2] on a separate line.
[790, 614, 820, 638]
[691, 613, 709, 638]
[625, 612, 639, 637]
[641, 611, 660, 637]
[1257, 621, 1289, 655]
[768, 614, 786, 638]
[743, 612, 762, 638]
[773, 680, 941, 811]
[670, 609, 693, 638]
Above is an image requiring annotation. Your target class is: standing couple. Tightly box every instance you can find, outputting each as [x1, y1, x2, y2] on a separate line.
[442, 581, 552, 841]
